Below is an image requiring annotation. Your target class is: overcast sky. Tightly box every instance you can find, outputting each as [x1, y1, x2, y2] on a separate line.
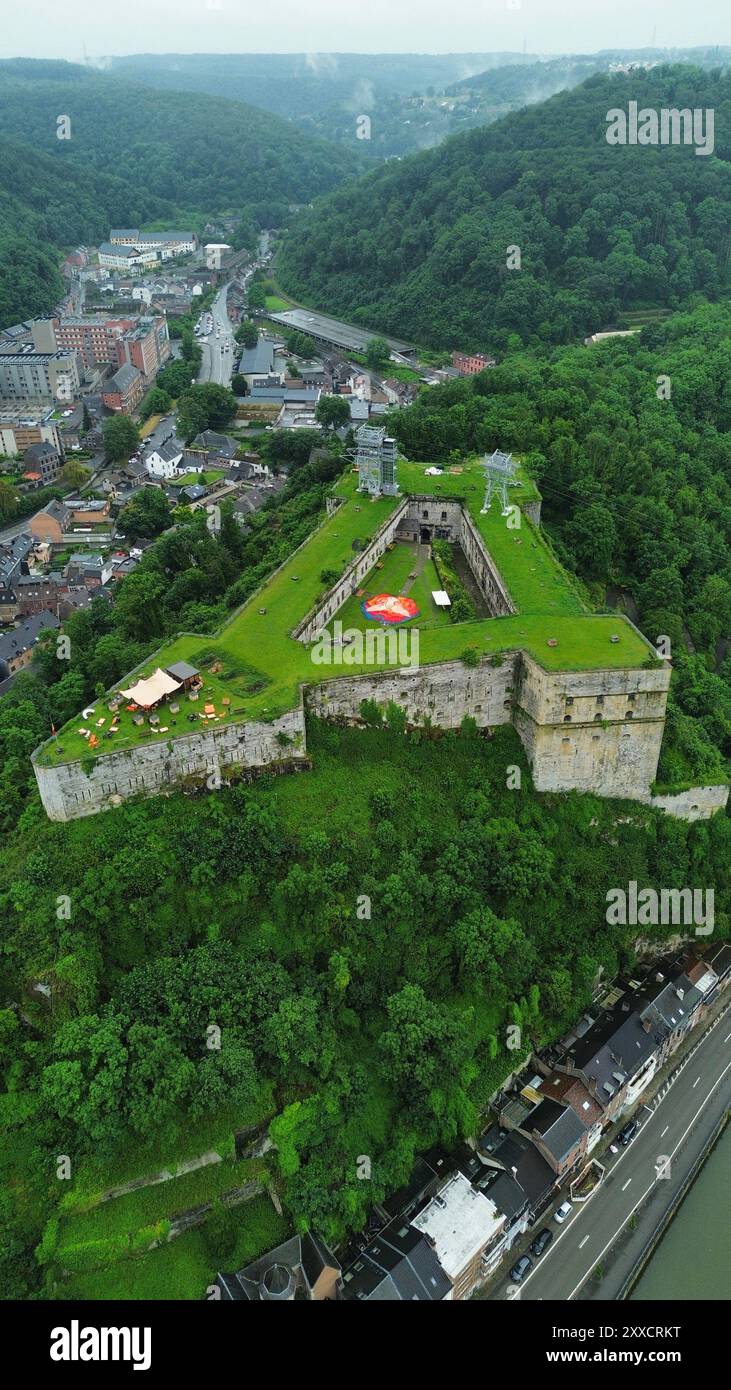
[1, 0, 729, 63]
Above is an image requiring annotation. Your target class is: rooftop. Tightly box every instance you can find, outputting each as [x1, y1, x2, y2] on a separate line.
[411, 1172, 503, 1278]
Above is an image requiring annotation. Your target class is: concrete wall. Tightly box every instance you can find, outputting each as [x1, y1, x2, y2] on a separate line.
[33, 707, 306, 821]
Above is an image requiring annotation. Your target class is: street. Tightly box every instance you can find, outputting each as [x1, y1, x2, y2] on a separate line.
[488, 1000, 731, 1300]
[198, 283, 236, 387]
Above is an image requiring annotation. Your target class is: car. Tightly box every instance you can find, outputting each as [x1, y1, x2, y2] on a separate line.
[509, 1254, 532, 1284]
[530, 1228, 554, 1258]
[554, 1201, 573, 1225]
[618, 1119, 639, 1146]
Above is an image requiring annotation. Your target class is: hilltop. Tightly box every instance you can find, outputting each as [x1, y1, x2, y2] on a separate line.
[278, 65, 731, 350]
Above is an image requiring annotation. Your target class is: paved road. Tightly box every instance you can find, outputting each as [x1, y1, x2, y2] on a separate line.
[489, 1001, 731, 1301]
[198, 284, 236, 387]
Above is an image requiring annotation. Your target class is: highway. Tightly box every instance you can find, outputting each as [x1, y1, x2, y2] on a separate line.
[488, 1000, 731, 1301]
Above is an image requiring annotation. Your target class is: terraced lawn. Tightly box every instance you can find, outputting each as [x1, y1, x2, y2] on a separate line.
[38, 459, 656, 768]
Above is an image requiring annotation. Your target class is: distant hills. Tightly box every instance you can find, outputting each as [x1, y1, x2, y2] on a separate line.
[0, 58, 360, 329]
[278, 65, 731, 352]
[105, 52, 526, 121]
[105, 48, 731, 156]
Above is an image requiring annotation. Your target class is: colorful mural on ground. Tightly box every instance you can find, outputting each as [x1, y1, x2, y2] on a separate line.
[361, 594, 420, 625]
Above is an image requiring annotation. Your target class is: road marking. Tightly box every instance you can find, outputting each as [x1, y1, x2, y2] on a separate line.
[578, 1235, 590, 1249]
[661, 1125, 669, 1138]
[566, 1055, 731, 1300]
[621, 1178, 632, 1191]
[693, 1076, 701, 1088]
[724, 1033, 731, 1044]
[643, 1104, 653, 1114]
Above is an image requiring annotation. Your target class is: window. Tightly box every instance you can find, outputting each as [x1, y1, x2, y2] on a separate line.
[441, 510, 447, 521]
[596, 695, 604, 706]
[594, 713, 602, 721]
[625, 710, 634, 719]
[565, 696, 574, 706]
[422, 509, 429, 519]
[627, 693, 636, 702]
[563, 715, 572, 723]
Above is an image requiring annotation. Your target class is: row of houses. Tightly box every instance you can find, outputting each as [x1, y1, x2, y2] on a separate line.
[216, 942, 731, 1302]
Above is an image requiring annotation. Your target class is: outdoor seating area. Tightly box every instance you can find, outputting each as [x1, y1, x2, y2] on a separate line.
[68, 658, 238, 751]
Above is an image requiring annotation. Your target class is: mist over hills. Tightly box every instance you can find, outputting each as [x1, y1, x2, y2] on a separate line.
[278, 65, 731, 351]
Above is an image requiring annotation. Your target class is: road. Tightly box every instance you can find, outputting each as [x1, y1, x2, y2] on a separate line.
[489, 1001, 731, 1301]
[198, 283, 236, 387]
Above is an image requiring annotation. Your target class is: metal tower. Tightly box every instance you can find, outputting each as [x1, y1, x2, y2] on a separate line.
[481, 449, 517, 515]
[355, 425, 399, 497]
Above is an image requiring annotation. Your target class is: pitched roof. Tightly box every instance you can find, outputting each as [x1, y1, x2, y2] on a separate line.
[522, 1097, 586, 1163]
[0, 609, 60, 666]
[341, 1221, 451, 1301]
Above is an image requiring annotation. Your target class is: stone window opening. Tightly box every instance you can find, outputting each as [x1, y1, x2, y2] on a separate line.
[563, 715, 572, 723]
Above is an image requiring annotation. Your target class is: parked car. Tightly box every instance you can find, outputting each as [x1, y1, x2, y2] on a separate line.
[530, 1228, 554, 1258]
[618, 1119, 639, 1146]
[509, 1254, 532, 1284]
[554, 1201, 573, 1225]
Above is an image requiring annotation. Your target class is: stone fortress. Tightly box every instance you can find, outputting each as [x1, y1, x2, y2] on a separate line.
[32, 443, 729, 823]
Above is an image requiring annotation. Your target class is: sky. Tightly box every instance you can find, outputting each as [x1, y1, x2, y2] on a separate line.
[1, 0, 730, 63]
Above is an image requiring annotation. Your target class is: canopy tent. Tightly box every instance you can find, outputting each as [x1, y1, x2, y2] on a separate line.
[121, 668, 182, 709]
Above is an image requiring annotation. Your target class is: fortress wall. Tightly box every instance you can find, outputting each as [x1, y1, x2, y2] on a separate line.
[458, 508, 516, 616]
[514, 654, 672, 799]
[294, 499, 409, 643]
[394, 496, 464, 543]
[305, 654, 520, 730]
[644, 785, 730, 820]
[32, 707, 307, 822]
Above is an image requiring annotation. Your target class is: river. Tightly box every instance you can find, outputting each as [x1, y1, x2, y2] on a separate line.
[630, 1123, 730, 1300]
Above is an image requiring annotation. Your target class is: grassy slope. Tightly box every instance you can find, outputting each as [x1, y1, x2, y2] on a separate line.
[39, 460, 653, 767]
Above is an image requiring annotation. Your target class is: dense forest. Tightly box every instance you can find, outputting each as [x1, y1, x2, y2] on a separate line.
[279, 66, 731, 350]
[0, 58, 359, 328]
[1, 333, 730, 1295]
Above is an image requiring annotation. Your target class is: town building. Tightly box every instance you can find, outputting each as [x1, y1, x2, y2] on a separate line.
[0, 349, 82, 405]
[102, 363, 145, 414]
[451, 350, 496, 375]
[23, 441, 63, 487]
[145, 441, 184, 478]
[0, 407, 64, 459]
[217, 1232, 340, 1302]
[0, 610, 60, 679]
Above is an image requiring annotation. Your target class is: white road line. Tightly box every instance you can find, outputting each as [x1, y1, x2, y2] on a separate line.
[621, 1178, 632, 1191]
[724, 1033, 731, 1044]
[566, 1056, 731, 1300]
[578, 1235, 590, 1249]
[661, 1125, 669, 1138]
[693, 1076, 701, 1088]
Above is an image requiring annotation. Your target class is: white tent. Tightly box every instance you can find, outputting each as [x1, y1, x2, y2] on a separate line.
[121, 668, 182, 709]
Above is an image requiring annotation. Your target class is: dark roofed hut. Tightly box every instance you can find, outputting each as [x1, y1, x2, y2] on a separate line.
[164, 660, 200, 691]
